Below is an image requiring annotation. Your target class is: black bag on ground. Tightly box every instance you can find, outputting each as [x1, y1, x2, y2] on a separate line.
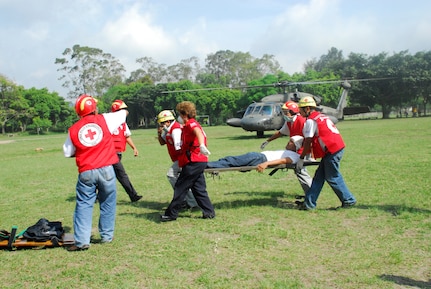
[23, 218, 64, 243]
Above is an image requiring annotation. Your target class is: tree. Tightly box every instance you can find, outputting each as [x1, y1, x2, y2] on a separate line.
[203, 50, 281, 87]
[55, 44, 125, 99]
[0, 75, 29, 134]
[103, 82, 156, 128]
[22, 87, 74, 131]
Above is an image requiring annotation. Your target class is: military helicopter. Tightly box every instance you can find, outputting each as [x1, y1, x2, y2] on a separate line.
[226, 80, 351, 137]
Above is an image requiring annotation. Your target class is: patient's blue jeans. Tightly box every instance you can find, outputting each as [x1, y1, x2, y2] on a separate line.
[207, 152, 267, 168]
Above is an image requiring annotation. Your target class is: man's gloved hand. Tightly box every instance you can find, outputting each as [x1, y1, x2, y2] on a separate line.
[200, 144, 211, 156]
[260, 141, 269, 150]
[296, 158, 304, 173]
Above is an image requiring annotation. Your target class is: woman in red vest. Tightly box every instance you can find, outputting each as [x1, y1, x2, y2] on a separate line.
[160, 101, 215, 221]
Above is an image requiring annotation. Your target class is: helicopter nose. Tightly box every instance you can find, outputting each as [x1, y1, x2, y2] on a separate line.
[241, 117, 270, 131]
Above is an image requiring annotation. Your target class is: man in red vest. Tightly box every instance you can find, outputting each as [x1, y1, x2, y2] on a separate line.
[260, 101, 312, 194]
[295, 96, 356, 210]
[111, 100, 142, 202]
[63, 94, 127, 251]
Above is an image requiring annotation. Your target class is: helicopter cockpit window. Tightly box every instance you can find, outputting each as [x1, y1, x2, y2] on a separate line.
[275, 105, 282, 116]
[261, 105, 272, 116]
[244, 105, 256, 116]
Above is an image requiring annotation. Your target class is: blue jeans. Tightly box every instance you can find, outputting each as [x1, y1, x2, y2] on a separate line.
[207, 152, 267, 168]
[73, 165, 117, 247]
[304, 149, 356, 209]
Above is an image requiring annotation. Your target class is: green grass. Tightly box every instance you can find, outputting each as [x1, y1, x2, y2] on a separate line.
[1, 118, 430, 289]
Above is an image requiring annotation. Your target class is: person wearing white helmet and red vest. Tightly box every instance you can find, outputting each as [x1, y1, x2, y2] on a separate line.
[160, 101, 215, 222]
[295, 96, 356, 210]
[111, 100, 142, 203]
[260, 101, 312, 194]
[156, 110, 199, 209]
[63, 94, 128, 251]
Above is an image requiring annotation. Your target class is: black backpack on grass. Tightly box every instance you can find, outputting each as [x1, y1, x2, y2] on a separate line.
[23, 218, 64, 245]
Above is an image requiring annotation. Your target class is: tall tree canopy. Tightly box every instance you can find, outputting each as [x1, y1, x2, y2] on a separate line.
[55, 44, 126, 99]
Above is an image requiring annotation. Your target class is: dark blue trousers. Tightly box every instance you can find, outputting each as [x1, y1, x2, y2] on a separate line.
[164, 162, 215, 218]
[112, 153, 139, 201]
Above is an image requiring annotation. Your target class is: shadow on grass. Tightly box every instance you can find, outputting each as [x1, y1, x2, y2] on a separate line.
[348, 204, 431, 215]
[117, 199, 170, 210]
[215, 190, 286, 209]
[379, 274, 431, 288]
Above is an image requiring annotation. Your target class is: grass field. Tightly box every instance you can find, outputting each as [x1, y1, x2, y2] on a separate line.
[0, 117, 430, 289]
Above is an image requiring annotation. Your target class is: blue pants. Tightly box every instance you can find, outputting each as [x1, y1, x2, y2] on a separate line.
[165, 162, 215, 218]
[304, 149, 356, 209]
[207, 152, 267, 168]
[73, 165, 117, 247]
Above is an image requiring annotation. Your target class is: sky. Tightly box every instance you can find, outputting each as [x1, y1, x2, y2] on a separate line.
[1, 0, 431, 97]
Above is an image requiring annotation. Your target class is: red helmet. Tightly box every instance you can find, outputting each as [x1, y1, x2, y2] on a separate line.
[282, 101, 299, 113]
[111, 100, 128, 112]
[75, 94, 98, 117]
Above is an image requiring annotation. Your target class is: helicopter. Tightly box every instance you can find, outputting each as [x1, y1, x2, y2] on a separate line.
[226, 80, 352, 137]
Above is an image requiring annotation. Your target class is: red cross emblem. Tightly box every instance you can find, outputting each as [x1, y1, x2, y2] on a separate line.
[78, 123, 103, 147]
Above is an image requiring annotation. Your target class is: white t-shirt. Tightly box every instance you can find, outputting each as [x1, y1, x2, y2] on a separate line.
[261, 150, 300, 164]
[162, 121, 182, 150]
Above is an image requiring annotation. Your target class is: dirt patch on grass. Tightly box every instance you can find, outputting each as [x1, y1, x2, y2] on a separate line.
[0, 140, 15, 144]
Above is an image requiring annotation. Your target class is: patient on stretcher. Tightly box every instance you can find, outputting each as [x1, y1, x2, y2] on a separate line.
[207, 136, 303, 173]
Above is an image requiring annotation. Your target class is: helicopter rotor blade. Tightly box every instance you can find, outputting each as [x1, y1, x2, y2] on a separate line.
[160, 77, 396, 94]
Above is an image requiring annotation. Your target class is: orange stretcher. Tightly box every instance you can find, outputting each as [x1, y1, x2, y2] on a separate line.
[0, 226, 74, 250]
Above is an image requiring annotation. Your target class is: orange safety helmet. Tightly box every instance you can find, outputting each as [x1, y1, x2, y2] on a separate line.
[282, 101, 299, 113]
[111, 100, 128, 112]
[75, 94, 98, 117]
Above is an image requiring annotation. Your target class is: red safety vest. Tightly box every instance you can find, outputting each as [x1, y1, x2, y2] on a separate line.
[309, 111, 345, 158]
[112, 123, 127, 152]
[165, 121, 182, 162]
[178, 119, 208, 167]
[288, 115, 306, 154]
[287, 114, 306, 136]
[69, 114, 119, 173]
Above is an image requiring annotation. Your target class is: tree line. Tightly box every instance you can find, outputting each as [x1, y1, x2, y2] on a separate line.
[1, 45, 430, 134]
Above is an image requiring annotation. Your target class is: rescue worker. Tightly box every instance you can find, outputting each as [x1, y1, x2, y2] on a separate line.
[260, 101, 312, 194]
[160, 101, 215, 221]
[63, 94, 128, 251]
[295, 96, 356, 210]
[111, 100, 142, 202]
[156, 110, 198, 209]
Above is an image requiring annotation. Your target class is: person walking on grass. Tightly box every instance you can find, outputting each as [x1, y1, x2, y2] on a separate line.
[295, 96, 356, 210]
[156, 110, 199, 209]
[111, 100, 142, 203]
[160, 101, 215, 222]
[63, 94, 128, 251]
